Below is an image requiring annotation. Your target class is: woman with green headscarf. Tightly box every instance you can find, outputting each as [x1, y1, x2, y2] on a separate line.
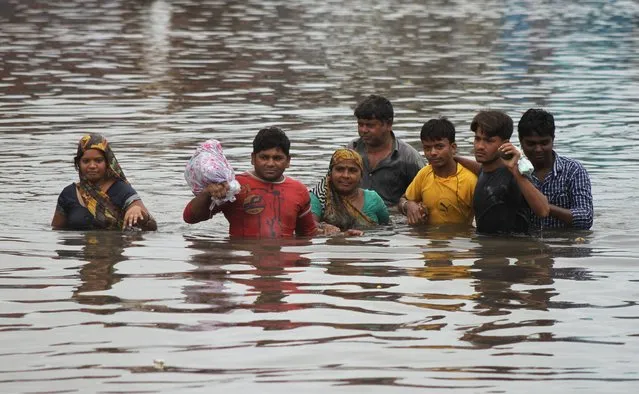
[51, 134, 157, 231]
[309, 148, 389, 235]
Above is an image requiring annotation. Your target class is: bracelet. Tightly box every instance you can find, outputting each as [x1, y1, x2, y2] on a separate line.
[401, 200, 409, 215]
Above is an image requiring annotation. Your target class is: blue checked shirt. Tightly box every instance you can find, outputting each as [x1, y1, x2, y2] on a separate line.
[529, 152, 593, 230]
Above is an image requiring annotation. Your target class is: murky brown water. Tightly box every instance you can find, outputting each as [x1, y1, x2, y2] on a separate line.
[1, 0, 638, 392]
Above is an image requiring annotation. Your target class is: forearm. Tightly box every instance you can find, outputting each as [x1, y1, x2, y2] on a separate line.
[549, 204, 573, 225]
[454, 155, 481, 175]
[570, 206, 593, 230]
[183, 191, 213, 223]
[515, 173, 550, 217]
[51, 211, 67, 229]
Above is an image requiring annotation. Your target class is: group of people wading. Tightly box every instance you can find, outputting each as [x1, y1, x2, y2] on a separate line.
[52, 95, 594, 237]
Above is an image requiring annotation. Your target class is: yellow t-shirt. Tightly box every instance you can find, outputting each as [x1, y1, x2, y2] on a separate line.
[404, 163, 477, 225]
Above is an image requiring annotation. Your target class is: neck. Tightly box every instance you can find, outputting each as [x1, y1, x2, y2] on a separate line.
[341, 188, 360, 200]
[433, 161, 458, 178]
[251, 170, 284, 183]
[481, 158, 503, 172]
[366, 133, 394, 154]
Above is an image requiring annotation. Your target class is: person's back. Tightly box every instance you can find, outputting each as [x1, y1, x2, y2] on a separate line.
[348, 94, 424, 207]
[183, 127, 317, 238]
[471, 110, 550, 235]
[400, 117, 477, 225]
[517, 108, 593, 230]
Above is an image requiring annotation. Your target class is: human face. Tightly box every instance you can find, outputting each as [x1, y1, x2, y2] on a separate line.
[473, 129, 504, 164]
[329, 159, 362, 195]
[520, 133, 554, 169]
[251, 147, 290, 182]
[422, 138, 456, 170]
[357, 118, 392, 148]
[79, 148, 107, 183]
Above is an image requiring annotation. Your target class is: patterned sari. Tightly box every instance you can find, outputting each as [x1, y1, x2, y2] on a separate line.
[74, 134, 129, 230]
[309, 148, 375, 230]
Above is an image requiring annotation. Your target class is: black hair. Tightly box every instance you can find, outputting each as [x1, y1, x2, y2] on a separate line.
[518, 108, 555, 139]
[354, 95, 394, 124]
[253, 126, 290, 156]
[470, 110, 513, 140]
[420, 117, 456, 143]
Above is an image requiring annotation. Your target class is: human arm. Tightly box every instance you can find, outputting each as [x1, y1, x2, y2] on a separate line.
[51, 210, 67, 229]
[296, 208, 318, 236]
[123, 200, 157, 231]
[454, 155, 481, 176]
[51, 190, 68, 229]
[551, 163, 593, 229]
[371, 191, 391, 225]
[183, 182, 229, 224]
[398, 195, 428, 225]
[500, 143, 550, 218]
[399, 171, 428, 225]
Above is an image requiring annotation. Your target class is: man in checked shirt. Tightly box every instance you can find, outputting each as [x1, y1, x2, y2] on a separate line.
[517, 109, 594, 230]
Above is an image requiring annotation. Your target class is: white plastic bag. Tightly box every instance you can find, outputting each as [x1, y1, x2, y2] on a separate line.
[184, 139, 241, 209]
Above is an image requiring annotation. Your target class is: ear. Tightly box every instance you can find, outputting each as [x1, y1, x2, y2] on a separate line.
[285, 156, 291, 168]
[251, 153, 255, 166]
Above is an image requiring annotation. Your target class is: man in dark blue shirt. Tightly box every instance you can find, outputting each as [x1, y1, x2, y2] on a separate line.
[517, 109, 594, 230]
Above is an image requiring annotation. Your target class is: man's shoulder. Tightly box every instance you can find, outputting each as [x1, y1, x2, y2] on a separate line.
[348, 138, 362, 150]
[395, 136, 420, 153]
[555, 154, 588, 173]
[416, 164, 434, 178]
[457, 164, 478, 180]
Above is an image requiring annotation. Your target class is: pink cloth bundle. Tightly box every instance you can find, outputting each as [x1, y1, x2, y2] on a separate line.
[184, 139, 241, 208]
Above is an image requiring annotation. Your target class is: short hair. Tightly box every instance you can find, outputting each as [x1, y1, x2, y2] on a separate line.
[420, 117, 456, 143]
[253, 126, 290, 156]
[518, 108, 555, 139]
[470, 110, 513, 140]
[354, 95, 394, 124]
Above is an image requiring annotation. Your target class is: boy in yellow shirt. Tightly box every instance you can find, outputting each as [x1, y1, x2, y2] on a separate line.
[398, 117, 477, 225]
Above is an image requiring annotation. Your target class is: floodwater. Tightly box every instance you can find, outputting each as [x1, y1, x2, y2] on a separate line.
[1, 0, 638, 392]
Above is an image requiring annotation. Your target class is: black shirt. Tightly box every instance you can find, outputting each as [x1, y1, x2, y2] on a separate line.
[55, 180, 139, 230]
[473, 167, 530, 235]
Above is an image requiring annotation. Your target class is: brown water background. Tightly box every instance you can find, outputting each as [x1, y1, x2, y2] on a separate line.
[1, 0, 638, 392]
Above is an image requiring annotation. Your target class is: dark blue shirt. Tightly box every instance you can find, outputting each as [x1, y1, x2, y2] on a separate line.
[55, 180, 139, 230]
[528, 152, 593, 230]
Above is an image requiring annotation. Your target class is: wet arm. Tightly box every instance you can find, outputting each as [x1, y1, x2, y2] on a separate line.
[183, 190, 214, 224]
[515, 172, 550, 217]
[559, 166, 593, 229]
[124, 200, 157, 231]
[296, 209, 318, 236]
[454, 155, 481, 176]
[51, 211, 67, 229]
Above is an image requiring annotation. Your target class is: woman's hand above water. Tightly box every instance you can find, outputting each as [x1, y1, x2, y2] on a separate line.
[123, 201, 157, 231]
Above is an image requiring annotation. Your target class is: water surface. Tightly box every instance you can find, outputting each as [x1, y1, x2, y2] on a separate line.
[1, 0, 638, 392]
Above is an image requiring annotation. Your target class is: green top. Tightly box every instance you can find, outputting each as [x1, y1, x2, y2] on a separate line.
[310, 189, 390, 225]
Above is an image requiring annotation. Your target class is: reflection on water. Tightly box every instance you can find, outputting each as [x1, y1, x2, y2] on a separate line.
[1, 0, 639, 392]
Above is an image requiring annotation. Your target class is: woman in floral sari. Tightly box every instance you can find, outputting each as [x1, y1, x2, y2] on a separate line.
[309, 148, 389, 235]
[51, 134, 157, 231]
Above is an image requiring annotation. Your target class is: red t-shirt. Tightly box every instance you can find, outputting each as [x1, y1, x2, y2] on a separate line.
[184, 172, 317, 238]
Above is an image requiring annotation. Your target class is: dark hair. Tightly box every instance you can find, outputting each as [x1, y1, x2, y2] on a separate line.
[470, 110, 513, 140]
[354, 95, 394, 124]
[253, 126, 290, 156]
[517, 108, 555, 139]
[420, 117, 456, 143]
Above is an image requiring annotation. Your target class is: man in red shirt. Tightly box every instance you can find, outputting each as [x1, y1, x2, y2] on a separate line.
[183, 127, 317, 238]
